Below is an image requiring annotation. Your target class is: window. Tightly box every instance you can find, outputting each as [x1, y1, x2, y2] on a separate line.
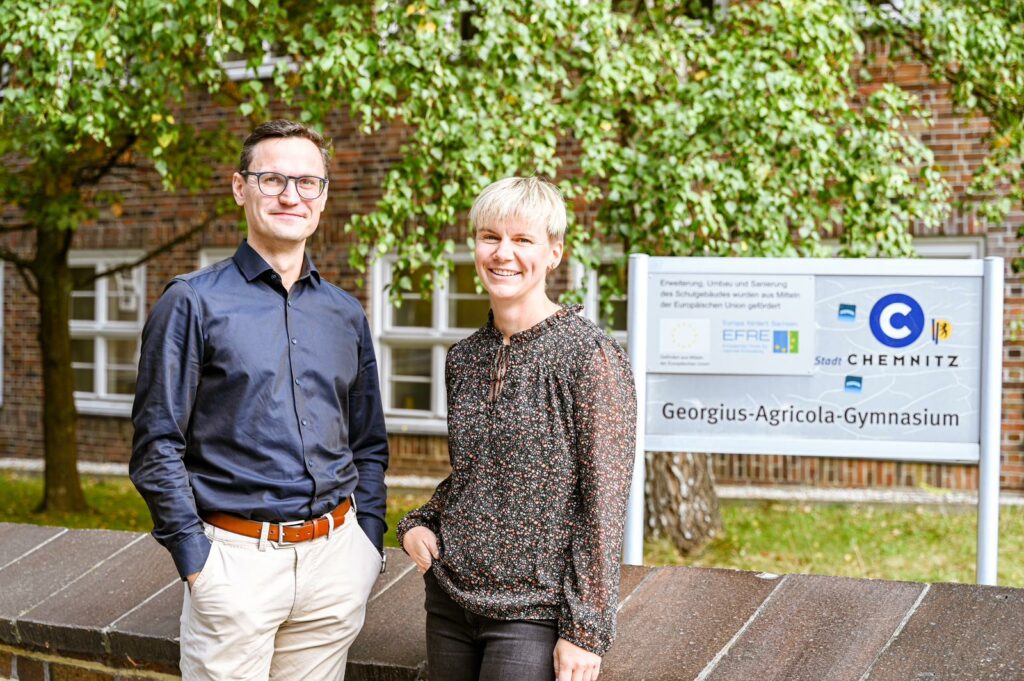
[199, 247, 235, 269]
[579, 250, 629, 349]
[371, 254, 490, 434]
[222, 42, 292, 81]
[69, 252, 145, 417]
[912, 236, 985, 259]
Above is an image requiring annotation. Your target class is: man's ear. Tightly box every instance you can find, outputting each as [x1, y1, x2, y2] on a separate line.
[231, 172, 246, 206]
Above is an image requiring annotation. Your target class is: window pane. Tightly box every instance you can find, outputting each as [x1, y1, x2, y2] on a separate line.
[392, 298, 433, 327]
[452, 264, 480, 293]
[607, 300, 628, 332]
[71, 339, 95, 363]
[106, 367, 137, 396]
[392, 347, 431, 377]
[450, 298, 490, 329]
[70, 294, 96, 321]
[107, 272, 142, 322]
[391, 380, 431, 411]
[74, 367, 94, 393]
[598, 263, 628, 332]
[71, 267, 95, 292]
[107, 338, 139, 365]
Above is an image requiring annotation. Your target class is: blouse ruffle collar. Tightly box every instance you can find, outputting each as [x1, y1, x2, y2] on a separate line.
[486, 304, 583, 344]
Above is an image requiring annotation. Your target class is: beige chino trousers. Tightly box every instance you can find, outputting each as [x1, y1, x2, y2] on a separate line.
[179, 507, 381, 681]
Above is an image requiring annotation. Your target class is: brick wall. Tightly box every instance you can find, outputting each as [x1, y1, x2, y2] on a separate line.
[1, 54, 1022, 492]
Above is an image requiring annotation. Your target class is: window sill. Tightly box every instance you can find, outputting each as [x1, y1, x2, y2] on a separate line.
[385, 416, 448, 436]
[75, 398, 133, 418]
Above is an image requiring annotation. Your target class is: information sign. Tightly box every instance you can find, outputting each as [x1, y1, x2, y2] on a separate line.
[623, 256, 1004, 586]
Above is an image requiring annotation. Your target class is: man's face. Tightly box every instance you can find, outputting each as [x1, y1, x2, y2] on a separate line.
[232, 137, 328, 249]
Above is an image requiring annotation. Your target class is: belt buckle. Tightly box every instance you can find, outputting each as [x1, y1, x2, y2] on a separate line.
[274, 519, 307, 547]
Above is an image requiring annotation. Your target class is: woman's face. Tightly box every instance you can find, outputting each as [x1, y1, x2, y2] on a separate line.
[474, 216, 563, 307]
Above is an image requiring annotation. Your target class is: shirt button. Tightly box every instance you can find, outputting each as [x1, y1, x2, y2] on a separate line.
[287, 300, 293, 307]
[291, 338, 297, 345]
[301, 419, 308, 426]
[294, 378, 300, 385]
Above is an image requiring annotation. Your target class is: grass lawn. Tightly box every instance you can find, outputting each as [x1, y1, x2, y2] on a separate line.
[646, 500, 1024, 587]
[2, 472, 1021, 586]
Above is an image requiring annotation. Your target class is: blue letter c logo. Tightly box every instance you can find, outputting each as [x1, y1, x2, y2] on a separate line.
[869, 294, 925, 348]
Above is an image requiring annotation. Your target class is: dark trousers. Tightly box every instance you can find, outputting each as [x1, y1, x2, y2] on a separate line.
[424, 570, 558, 681]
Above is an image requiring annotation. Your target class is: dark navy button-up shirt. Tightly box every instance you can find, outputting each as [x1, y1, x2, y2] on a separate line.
[131, 241, 389, 580]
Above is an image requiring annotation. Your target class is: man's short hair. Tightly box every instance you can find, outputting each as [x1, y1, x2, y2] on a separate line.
[238, 119, 332, 179]
[468, 177, 568, 242]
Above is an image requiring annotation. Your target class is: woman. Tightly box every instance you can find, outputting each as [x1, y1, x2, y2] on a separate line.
[397, 177, 637, 681]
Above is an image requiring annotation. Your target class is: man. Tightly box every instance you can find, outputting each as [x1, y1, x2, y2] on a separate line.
[131, 119, 388, 680]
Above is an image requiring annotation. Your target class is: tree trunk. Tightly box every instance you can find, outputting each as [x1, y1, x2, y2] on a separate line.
[35, 226, 88, 512]
[645, 452, 723, 555]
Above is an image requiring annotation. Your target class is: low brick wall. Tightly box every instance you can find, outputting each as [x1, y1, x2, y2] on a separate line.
[1, 522, 1022, 680]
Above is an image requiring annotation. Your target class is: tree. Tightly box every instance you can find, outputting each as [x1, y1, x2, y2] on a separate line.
[338, 0, 1021, 555]
[0, 0, 380, 510]
[335, 0, 952, 554]
[5, 0, 1018, 548]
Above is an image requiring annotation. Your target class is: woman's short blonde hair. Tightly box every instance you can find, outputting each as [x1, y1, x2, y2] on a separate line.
[468, 177, 568, 242]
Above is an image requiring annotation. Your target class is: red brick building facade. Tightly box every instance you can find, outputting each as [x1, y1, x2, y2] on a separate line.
[2, 54, 1022, 493]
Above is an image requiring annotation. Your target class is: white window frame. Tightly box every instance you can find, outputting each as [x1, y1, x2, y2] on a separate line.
[578, 247, 629, 348]
[372, 253, 489, 435]
[820, 235, 985, 259]
[222, 42, 294, 81]
[199, 247, 236, 269]
[69, 251, 146, 417]
[911, 236, 985, 259]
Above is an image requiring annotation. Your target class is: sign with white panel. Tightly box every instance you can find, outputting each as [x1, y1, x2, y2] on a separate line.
[623, 256, 1004, 586]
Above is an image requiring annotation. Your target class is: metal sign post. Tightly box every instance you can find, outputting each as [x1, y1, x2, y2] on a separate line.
[623, 255, 1003, 584]
[624, 255, 648, 566]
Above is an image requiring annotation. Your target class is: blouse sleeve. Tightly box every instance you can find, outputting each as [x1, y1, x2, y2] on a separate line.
[396, 474, 452, 549]
[559, 339, 637, 655]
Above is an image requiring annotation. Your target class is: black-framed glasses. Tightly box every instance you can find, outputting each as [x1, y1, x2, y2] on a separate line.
[240, 171, 328, 200]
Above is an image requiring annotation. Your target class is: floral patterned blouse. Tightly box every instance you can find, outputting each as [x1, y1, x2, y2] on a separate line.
[397, 305, 637, 655]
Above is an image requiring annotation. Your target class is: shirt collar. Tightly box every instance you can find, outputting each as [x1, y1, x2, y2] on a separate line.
[233, 240, 321, 287]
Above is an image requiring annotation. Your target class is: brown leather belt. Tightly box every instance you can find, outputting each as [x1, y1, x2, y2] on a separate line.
[204, 498, 351, 544]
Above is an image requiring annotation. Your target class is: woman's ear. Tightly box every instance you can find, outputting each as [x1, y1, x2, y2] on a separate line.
[549, 239, 564, 271]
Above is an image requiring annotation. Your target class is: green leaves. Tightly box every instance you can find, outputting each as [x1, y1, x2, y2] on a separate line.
[1, 0, 1017, 293]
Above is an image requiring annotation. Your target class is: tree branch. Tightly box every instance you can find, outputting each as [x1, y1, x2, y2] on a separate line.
[75, 133, 139, 187]
[80, 213, 218, 287]
[0, 222, 34, 234]
[0, 244, 34, 269]
[14, 262, 39, 297]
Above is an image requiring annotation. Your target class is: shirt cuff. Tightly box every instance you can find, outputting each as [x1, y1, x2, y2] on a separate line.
[357, 515, 386, 554]
[169, 531, 212, 581]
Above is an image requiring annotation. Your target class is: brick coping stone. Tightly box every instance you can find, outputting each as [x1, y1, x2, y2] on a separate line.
[0, 522, 1021, 680]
